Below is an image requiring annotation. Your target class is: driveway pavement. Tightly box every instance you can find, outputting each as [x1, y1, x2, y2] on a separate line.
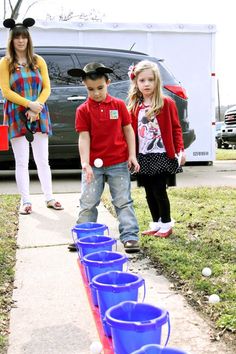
[1, 160, 236, 196]
[177, 160, 236, 187]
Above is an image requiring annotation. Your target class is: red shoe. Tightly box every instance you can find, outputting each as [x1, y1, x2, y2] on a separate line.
[154, 228, 173, 238]
[141, 229, 158, 236]
[141, 221, 161, 236]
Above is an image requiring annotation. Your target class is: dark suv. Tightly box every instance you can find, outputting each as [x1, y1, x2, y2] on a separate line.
[0, 46, 195, 168]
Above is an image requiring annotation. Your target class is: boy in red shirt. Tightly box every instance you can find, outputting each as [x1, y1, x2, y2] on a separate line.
[68, 62, 140, 253]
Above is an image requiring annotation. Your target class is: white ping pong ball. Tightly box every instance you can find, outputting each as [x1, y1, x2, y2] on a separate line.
[94, 158, 103, 168]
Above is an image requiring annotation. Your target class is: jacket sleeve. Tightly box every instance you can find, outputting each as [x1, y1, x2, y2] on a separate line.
[169, 98, 185, 152]
[129, 109, 138, 135]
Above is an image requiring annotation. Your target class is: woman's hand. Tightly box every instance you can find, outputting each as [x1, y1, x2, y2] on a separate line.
[25, 110, 39, 123]
[28, 101, 43, 114]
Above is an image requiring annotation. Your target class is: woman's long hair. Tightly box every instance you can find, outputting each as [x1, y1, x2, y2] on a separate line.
[127, 60, 164, 118]
[6, 26, 37, 73]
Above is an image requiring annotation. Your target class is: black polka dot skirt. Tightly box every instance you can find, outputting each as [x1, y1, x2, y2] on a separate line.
[137, 152, 183, 176]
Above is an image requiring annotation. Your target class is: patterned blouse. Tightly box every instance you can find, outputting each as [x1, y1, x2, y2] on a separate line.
[0, 55, 52, 139]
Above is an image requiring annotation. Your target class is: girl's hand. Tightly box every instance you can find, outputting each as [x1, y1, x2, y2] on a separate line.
[177, 151, 186, 166]
[82, 163, 94, 184]
[128, 156, 140, 173]
[28, 101, 43, 114]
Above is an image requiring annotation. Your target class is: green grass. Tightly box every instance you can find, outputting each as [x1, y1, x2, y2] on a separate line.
[102, 186, 236, 338]
[216, 148, 236, 160]
[0, 195, 20, 353]
[1, 187, 236, 349]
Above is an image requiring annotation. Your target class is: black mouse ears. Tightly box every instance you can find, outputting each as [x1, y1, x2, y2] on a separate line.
[3, 18, 35, 30]
[68, 63, 113, 79]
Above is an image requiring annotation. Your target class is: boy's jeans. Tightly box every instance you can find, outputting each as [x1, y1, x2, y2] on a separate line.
[77, 162, 139, 244]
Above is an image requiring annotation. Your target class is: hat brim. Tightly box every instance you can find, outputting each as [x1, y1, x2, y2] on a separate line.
[67, 69, 85, 78]
[67, 67, 113, 78]
[95, 67, 113, 74]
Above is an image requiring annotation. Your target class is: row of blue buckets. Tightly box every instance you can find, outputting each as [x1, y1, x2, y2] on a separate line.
[72, 222, 189, 354]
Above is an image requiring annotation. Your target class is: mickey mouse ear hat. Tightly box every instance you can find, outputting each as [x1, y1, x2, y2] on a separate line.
[3, 18, 35, 30]
[68, 62, 113, 79]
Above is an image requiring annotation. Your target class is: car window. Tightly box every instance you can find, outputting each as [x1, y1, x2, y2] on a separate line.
[76, 54, 135, 82]
[40, 54, 80, 86]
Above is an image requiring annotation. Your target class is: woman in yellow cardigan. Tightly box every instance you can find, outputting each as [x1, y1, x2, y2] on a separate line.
[0, 18, 63, 214]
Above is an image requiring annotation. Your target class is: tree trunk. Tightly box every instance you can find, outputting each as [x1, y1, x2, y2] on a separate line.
[10, 0, 24, 20]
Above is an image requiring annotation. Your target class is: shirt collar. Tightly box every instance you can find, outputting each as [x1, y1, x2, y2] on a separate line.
[88, 94, 113, 106]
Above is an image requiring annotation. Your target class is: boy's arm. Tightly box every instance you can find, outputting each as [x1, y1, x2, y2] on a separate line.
[123, 124, 140, 172]
[78, 131, 93, 183]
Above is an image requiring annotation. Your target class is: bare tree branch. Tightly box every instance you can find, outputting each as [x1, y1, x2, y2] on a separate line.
[11, 0, 24, 19]
[23, 1, 40, 17]
[8, 0, 14, 12]
[51, 8, 105, 22]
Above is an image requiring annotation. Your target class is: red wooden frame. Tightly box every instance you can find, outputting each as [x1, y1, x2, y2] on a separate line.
[77, 259, 114, 354]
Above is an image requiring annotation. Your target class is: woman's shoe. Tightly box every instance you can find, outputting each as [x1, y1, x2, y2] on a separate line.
[68, 243, 77, 252]
[46, 199, 64, 210]
[19, 203, 32, 215]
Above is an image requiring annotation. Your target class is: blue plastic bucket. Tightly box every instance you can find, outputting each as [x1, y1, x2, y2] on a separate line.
[131, 344, 188, 354]
[71, 222, 109, 250]
[83, 251, 128, 306]
[106, 301, 170, 354]
[76, 235, 116, 259]
[92, 271, 145, 337]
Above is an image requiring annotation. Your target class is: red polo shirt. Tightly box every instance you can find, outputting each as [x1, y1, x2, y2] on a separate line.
[75, 95, 131, 167]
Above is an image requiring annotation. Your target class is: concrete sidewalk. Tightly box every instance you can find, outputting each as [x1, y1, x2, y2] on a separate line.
[7, 192, 235, 354]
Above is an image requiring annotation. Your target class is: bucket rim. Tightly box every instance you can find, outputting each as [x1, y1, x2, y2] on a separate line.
[106, 300, 169, 330]
[72, 222, 108, 230]
[132, 344, 188, 354]
[92, 271, 144, 292]
[77, 235, 116, 245]
[83, 251, 127, 266]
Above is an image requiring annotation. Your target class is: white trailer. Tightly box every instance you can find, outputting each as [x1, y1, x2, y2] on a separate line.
[0, 21, 216, 162]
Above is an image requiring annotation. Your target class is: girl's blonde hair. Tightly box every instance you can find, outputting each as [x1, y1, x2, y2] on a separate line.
[127, 60, 164, 118]
[6, 26, 37, 73]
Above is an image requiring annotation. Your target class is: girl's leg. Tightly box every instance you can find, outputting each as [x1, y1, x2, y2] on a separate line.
[11, 136, 31, 205]
[148, 174, 173, 237]
[142, 174, 172, 236]
[142, 174, 171, 222]
[31, 133, 53, 202]
[150, 174, 171, 223]
[143, 177, 161, 222]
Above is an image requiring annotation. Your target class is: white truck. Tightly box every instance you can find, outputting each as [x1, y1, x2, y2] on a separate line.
[221, 106, 236, 148]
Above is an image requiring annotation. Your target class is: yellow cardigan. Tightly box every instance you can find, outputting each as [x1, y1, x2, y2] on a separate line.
[0, 54, 51, 108]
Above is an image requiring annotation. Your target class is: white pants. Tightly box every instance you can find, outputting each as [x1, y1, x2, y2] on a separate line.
[11, 132, 53, 205]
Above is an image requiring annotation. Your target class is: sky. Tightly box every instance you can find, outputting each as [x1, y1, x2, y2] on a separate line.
[1, 0, 236, 106]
